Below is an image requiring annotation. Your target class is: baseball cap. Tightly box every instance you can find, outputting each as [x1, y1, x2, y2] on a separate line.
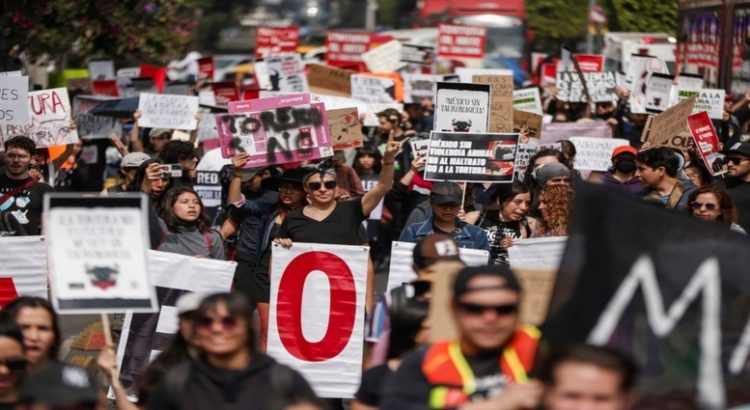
[430, 181, 463, 205]
[720, 142, 750, 158]
[20, 362, 99, 406]
[175, 292, 208, 315]
[413, 234, 462, 270]
[612, 145, 637, 159]
[120, 152, 152, 168]
[148, 128, 172, 138]
[453, 265, 521, 301]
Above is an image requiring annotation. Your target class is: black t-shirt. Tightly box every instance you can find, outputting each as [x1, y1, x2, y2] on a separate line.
[278, 200, 367, 245]
[729, 182, 750, 233]
[476, 214, 530, 266]
[355, 364, 393, 406]
[0, 174, 54, 236]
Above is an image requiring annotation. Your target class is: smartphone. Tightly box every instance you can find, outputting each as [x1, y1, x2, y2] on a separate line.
[161, 164, 183, 178]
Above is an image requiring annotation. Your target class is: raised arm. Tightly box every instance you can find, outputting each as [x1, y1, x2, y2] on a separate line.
[130, 110, 145, 152]
[361, 130, 406, 216]
[228, 153, 250, 205]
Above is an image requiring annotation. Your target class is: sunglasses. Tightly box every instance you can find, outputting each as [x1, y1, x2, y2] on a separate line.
[0, 358, 27, 372]
[457, 302, 519, 316]
[690, 201, 718, 211]
[725, 157, 749, 165]
[307, 180, 337, 191]
[196, 315, 239, 330]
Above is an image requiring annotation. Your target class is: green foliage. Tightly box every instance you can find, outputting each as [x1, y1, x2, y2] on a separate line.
[377, 0, 418, 28]
[608, 0, 677, 34]
[526, 0, 589, 52]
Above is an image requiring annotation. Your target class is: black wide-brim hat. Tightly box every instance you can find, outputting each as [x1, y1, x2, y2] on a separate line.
[262, 167, 310, 191]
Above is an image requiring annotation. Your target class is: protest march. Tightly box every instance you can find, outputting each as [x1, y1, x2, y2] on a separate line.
[3, 1, 750, 410]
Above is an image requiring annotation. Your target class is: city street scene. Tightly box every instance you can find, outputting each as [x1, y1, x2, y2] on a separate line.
[2, 0, 750, 408]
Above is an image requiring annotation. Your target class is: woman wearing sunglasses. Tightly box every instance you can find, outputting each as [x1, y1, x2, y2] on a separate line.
[685, 186, 746, 233]
[0, 322, 28, 410]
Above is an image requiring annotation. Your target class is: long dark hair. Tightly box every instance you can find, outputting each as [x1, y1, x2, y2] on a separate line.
[0, 321, 25, 351]
[161, 187, 212, 233]
[353, 147, 383, 176]
[2, 297, 61, 362]
[135, 331, 191, 404]
[195, 293, 256, 355]
[387, 299, 429, 360]
[483, 181, 530, 221]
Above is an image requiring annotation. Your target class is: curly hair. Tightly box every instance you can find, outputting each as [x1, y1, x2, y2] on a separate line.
[685, 185, 738, 226]
[158, 140, 196, 163]
[537, 185, 575, 236]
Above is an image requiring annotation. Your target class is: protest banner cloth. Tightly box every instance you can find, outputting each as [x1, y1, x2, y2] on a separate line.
[265, 54, 309, 94]
[573, 54, 605, 72]
[401, 44, 436, 65]
[625, 55, 670, 114]
[644, 72, 673, 112]
[351, 74, 396, 104]
[114, 250, 235, 398]
[307, 64, 354, 97]
[386, 241, 489, 293]
[268, 243, 369, 398]
[568, 137, 629, 171]
[72, 95, 119, 140]
[556, 71, 617, 103]
[512, 109, 542, 140]
[138, 64, 167, 93]
[327, 107, 363, 150]
[44, 194, 156, 314]
[454, 67, 513, 84]
[544, 183, 750, 410]
[255, 26, 301, 59]
[218, 93, 333, 168]
[513, 87, 543, 115]
[0, 87, 80, 148]
[0, 236, 48, 306]
[641, 96, 696, 149]
[437, 24, 486, 60]
[325, 31, 371, 68]
[88, 59, 115, 80]
[197, 57, 215, 81]
[210, 81, 240, 104]
[541, 122, 612, 145]
[425, 131, 519, 183]
[434, 82, 490, 133]
[362, 40, 406, 73]
[688, 111, 725, 176]
[137, 93, 199, 130]
[473, 75, 514, 133]
[0, 75, 29, 126]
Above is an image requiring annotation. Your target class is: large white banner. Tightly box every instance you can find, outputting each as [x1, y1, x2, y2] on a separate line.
[0, 236, 48, 304]
[508, 237, 567, 270]
[268, 243, 369, 398]
[137, 93, 199, 130]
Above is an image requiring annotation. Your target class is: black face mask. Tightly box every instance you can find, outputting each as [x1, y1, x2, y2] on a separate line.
[614, 158, 636, 173]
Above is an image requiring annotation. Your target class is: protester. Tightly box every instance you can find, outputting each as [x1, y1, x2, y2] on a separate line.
[144, 128, 172, 157]
[600, 145, 641, 195]
[523, 148, 567, 187]
[158, 140, 199, 186]
[0, 322, 28, 410]
[635, 147, 697, 211]
[534, 162, 572, 187]
[721, 142, 750, 232]
[0, 136, 55, 236]
[381, 265, 543, 409]
[332, 151, 365, 199]
[18, 362, 103, 410]
[354, 147, 384, 243]
[536, 185, 575, 237]
[683, 160, 711, 188]
[685, 186, 746, 233]
[2, 297, 60, 369]
[105, 152, 151, 194]
[129, 159, 171, 212]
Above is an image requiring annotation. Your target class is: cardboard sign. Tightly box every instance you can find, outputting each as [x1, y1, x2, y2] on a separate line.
[641, 96, 696, 149]
[351, 75, 396, 104]
[88, 60, 115, 80]
[568, 137, 630, 171]
[307, 64, 354, 97]
[626, 55, 670, 114]
[44, 194, 156, 314]
[1, 87, 80, 148]
[512, 109, 542, 140]
[434, 82, 490, 133]
[513, 88, 543, 115]
[0, 75, 29, 126]
[401, 44, 436, 65]
[325, 31, 370, 68]
[265, 54, 309, 94]
[362, 40, 406, 73]
[573, 54, 605, 72]
[645, 72, 674, 112]
[556, 71, 617, 103]
[425, 131, 519, 183]
[0, 236, 49, 305]
[72, 95, 119, 140]
[137, 93, 199, 130]
[688, 111, 725, 176]
[327, 107, 363, 150]
[542, 122, 612, 145]
[255, 26, 300, 59]
[268, 243, 369, 398]
[91, 80, 120, 97]
[218, 94, 333, 167]
[473, 75, 514, 133]
[437, 24, 486, 60]
[197, 57, 215, 81]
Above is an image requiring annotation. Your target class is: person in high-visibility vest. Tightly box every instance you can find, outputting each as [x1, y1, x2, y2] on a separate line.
[381, 265, 543, 410]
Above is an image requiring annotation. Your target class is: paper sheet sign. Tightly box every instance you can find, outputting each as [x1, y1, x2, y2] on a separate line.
[137, 93, 199, 130]
[327, 107, 363, 150]
[513, 88, 543, 115]
[351, 75, 396, 103]
[568, 137, 630, 171]
[265, 54, 309, 94]
[0, 75, 29, 126]
[268, 243, 369, 398]
[434, 82, 490, 133]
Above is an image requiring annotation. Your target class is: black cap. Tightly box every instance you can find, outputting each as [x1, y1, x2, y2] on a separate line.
[720, 142, 750, 158]
[453, 265, 521, 300]
[262, 167, 309, 191]
[413, 233, 462, 270]
[20, 362, 99, 406]
[430, 181, 463, 205]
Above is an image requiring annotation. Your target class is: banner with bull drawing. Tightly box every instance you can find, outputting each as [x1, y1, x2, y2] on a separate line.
[424, 131, 519, 183]
[433, 82, 490, 134]
[0, 87, 79, 148]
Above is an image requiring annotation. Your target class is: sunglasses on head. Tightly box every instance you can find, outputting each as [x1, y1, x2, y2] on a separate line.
[725, 157, 749, 165]
[307, 180, 337, 191]
[457, 302, 519, 316]
[196, 315, 239, 330]
[690, 201, 718, 211]
[0, 357, 27, 372]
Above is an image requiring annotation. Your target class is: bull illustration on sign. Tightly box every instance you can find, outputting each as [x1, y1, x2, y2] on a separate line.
[85, 264, 119, 290]
[452, 119, 472, 132]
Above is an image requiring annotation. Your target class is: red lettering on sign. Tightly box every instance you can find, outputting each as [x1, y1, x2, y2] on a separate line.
[276, 251, 356, 362]
[0, 278, 19, 308]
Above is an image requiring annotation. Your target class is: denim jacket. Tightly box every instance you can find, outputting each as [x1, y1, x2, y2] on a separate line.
[399, 217, 490, 251]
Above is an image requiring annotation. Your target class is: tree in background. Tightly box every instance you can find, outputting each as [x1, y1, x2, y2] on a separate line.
[376, 0, 418, 29]
[607, 0, 677, 34]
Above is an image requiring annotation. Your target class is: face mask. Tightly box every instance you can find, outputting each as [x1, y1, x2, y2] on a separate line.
[614, 158, 636, 173]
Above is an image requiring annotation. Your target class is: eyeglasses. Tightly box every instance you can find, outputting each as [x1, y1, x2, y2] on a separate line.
[690, 201, 718, 211]
[457, 302, 519, 316]
[196, 315, 239, 330]
[0, 358, 27, 372]
[307, 180, 337, 191]
[725, 157, 749, 165]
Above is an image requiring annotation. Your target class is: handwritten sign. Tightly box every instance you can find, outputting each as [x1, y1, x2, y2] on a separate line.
[401, 44, 436, 65]
[556, 71, 617, 103]
[137, 93, 199, 130]
[512, 109, 542, 140]
[351, 75, 396, 104]
[568, 137, 629, 171]
[0, 76, 29, 126]
[327, 107, 363, 150]
[473, 75, 514, 132]
[1, 87, 79, 148]
[307, 64, 353, 97]
[437, 24, 486, 59]
[641, 96, 696, 149]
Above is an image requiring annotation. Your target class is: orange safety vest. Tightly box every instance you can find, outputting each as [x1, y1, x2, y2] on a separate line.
[421, 325, 541, 409]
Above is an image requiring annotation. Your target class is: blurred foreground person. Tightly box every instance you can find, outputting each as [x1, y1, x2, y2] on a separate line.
[18, 362, 104, 410]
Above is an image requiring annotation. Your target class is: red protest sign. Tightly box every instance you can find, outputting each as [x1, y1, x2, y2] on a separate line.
[688, 111, 725, 176]
[574, 54, 605, 72]
[437, 24, 486, 60]
[91, 80, 120, 97]
[197, 57, 215, 81]
[325, 30, 371, 69]
[139, 64, 167, 93]
[255, 26, 301, 59]
[0, 278, 19, 308]
[210, 81, 239, 104]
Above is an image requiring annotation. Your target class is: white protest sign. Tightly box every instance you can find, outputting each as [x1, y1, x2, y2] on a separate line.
[514, 143, 540, 181]
[626, 55, 670, 114]
[0, 71, 23, 77]
[362, 40, 406, 73]
[138, 93, 199, 130]
[197, 112, 218, 141]
[670, 74, 704, 106]
[556, 71, 617, 103]
[513, 88, 542, 115]
[116, 67, 141, 78]
[693, 89, 726, 120]
[310, 94, 402, 127]
[645, 73, 673, 112]
[454, 68, 513, 84]
[268, 243, 369, 398]
[568, 137, 629, 171]
[1, 87, 79, 148]
[508, 237, 567, 270]
[0, 76, 29, 125]
[0, 236, 48, 302]
[351, 75, 396, 104]
[265, 54, 309, 94]
[386, 241, 490, 293]
[198, 90, 216, 106]
[88, 60, 115, 80]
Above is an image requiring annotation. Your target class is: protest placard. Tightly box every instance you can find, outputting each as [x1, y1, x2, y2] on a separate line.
[114, 251, 235, 399]
[1, 87, 80, 148]
[218, 94, 333, 167]
[0, 236, 48, 306]
[210, 81, 239, 104]
[265, 54, 309, 94]
[0, 75, 29, 126]
[88, 60, 115, 80]
[568, 137, 630, 171]
[573, 54, 605, 72]
[268, 243, 369, 398]
[692, 89, 726, 120]
[541, 122, 612, 145]
[473, 75, 514, 133]
[454, 67, 513, 84]
[138, 64, 167, 93]
[688, 111, 725, 176]
[434, 82, 490, 133]
[514, 143, 540, 181]
[626, 55, 670, 114]
[196, 112, 218, 141]
[307, 64, 354, 97]
[513, 87, 543, 115]
[645, 72, 674, 112]
[137, 93, 199, 130]
[410, 138, 430, 159]
[512, 109, 542, 140]
[325, 31, 370, 68]
[44, 194, 156, 314]
[671, 73, 704, 104]
[401, 44, 436, 65]
[197, 57, 214, 81]
[327, 107, 363, 150]
[351, 75, 396, 104]
[425, 131, 519, 183]
[386, 241, 489, 293]
[255, 26, 301, 59]
[556, 71, 617, 103]
[641, 96, 696, 149]
[91, 80, 120, 97]
[116, 67, 140, 78]
[72, 95, 119, 140]
[402, 74, 441, 104]
[437, 24, 486, 59]
[362, 40, 406, 73]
